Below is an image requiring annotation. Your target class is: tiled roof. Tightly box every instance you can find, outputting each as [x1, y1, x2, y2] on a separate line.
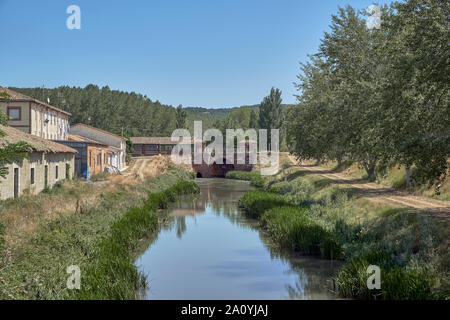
[70, 124, 127, 142]
[0, 125, 76, 153]
[130, 137, 192, 145]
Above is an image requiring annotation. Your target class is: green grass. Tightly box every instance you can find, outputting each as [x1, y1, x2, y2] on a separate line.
[225, 170, 265, 188]
[261, 206, 340, 259]
[237, 172, 449, 299]
[71, 180, 199, 299]
[90, 172, 110, 182]
[238, 190, 289, 218]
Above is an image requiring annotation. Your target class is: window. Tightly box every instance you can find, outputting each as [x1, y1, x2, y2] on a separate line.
[30, 168, 35, 184]
[89, 151, 92, 167]
[7, 107, 21, 120]
[55, 165, 59, 179]
[146, 144, 158, 151]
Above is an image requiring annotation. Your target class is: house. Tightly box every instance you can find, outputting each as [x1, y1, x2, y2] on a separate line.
[54, 134, 110, 179]
[69, 124, 127, 169]
[0, 86, 70, 140]
[130, 137, 179, 157]
[0, 125, 76, 200]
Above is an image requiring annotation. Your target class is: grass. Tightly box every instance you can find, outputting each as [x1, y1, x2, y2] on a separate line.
[236, 169, 449, 300]
[0, 167, 197, 300]
[238, 190, 289, 218]
[260, 206, 340, 259]
[225, 170, 265, 188]
[70, 180, 199, 299]
[90, 172, 110, 182]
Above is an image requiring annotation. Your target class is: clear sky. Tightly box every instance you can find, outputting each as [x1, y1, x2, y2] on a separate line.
[0, 0, 394, 108]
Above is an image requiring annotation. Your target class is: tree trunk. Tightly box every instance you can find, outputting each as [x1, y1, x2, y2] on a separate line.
[315, 158, 320, 166]
[405, 165, 412, 188]
[363, 162, 376, 181]
[337, 155, 342, 167]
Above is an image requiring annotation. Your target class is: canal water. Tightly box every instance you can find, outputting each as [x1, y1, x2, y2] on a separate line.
[136, 178, 340, 300]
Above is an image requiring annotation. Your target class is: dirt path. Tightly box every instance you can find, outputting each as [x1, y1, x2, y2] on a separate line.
[287, 155, 450, 217]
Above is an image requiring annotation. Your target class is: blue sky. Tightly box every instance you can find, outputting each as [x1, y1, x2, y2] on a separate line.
[0, 0, 394, 108]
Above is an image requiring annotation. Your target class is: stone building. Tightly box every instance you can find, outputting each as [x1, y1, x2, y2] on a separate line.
[0, 125, 76, 200]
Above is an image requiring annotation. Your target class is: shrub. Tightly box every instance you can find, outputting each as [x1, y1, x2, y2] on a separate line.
[71, 179, 200, 299]
[336, 254, 439, 300]
[261, 206, 340, 259]
[0, 221, 4, 255]
[226, 171, 265, 188]
[238, 190, 289, 218]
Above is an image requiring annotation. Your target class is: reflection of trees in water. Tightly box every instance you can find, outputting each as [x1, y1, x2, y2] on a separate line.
[176, 216, 187, 239]
[148, 179, 339, 299]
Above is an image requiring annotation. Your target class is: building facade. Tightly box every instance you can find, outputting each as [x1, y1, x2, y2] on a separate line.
[0, 126, 76, 200]
[69, 124, 127, 170]
[54, 134, 110, 179]
[130, 137, 178, 157]
[0, 86, 70, 140]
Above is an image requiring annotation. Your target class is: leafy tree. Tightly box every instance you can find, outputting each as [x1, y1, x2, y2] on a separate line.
[258, 87, 283, 149]
[249, 109, 258, 129]
[175, 104, 187, 129]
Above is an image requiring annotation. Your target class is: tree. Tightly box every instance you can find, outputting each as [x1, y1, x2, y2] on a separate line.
[249, 109, 258, 129]
[258, 87, 282, 149]
[175, 104, 187, 129]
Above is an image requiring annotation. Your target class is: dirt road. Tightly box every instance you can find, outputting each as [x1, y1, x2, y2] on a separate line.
[287, 155, 450, 216]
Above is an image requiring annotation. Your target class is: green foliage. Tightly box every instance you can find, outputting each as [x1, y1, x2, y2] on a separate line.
[0, 220, 4, 255]
[225, 170, 265, 188]
[269, 178, 314, 204]
[65, 163, 70, 180]
[71, 180, 199, 299]
[238, 190, 289, 218]
[175, 104, 187, 129]
[258, 87, 282, 148]
[288, 1, 449, 184]
[337, 254, 439, 300]
[0, 112, 33, 179]
[261, 206, 340, 259]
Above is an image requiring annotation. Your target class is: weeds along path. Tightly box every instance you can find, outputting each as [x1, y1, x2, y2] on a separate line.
[287, 155, 450, 218]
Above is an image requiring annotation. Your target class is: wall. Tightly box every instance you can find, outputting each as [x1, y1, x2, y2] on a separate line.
[30, 102, 69, 140]
[70, 126, 126, 169]
[0, 101, 31, 133]
[0, 152, 75, 200]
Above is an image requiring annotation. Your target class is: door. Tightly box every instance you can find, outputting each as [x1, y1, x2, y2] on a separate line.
[13, 168, 19, 198]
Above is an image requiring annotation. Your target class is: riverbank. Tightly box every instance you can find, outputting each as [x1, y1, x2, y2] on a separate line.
[0, 166, 197, 299]
[232, 170, 449, 300]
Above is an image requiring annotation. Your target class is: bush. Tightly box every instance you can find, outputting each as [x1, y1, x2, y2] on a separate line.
[269, 178, 314, 204]
[261, 206, 340, 259]
[336, 254, 439, 300]
[225, 171, 265, 188]
[71, 179, 200, 299]
[0, 221, 4, 255]
[238, 190, 289, 218]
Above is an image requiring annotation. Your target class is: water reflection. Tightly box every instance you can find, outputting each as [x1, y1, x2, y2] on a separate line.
[136, 178, 340, 300]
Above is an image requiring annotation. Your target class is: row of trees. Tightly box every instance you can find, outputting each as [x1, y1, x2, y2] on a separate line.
[13, 85, 179, 138]
[286, 0, 449, 185]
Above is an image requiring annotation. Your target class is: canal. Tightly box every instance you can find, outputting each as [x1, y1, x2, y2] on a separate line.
[136, 178, 341, 299]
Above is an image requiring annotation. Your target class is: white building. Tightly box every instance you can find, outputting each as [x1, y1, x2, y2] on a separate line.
[0, 125, 76, 200]
[0, 86, 70, 140]
[69, 123, 127, 170]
